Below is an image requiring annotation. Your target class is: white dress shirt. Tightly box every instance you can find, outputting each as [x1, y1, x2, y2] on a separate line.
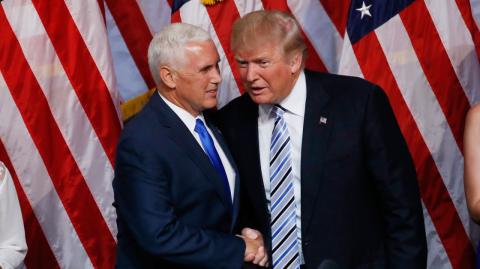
[160, 93, 236, 201]
[0, 162, 27, 269]
[258, 71, 306, 262]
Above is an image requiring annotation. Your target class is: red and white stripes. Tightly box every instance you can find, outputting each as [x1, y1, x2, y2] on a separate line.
[0, 0, 120, 267]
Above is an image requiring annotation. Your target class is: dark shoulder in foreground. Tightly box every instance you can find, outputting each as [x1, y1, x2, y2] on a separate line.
[119, 95, 163, 144]
[219, 91, 255, 114]
[216, 91, 256, 126]
[304, 69, 383, 98]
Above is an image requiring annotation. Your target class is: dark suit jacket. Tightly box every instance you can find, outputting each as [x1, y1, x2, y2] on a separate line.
[113, 93, 245, 268]
[216, 70, 427, 269]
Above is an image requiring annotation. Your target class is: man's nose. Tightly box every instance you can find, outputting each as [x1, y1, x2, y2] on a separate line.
[245, 64, 258, 82]
[211, 65, 221, 84]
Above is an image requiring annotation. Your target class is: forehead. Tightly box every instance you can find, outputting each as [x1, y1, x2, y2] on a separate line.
[183, 40, 219, 63]
[185, 40, 218, 56]
[235, 43, 284, 60]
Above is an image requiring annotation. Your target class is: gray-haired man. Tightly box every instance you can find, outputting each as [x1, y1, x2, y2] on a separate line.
[113, 23, 268, 269]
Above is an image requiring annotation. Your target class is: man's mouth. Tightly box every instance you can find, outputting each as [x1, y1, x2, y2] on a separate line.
[206, 89, 217, 96]
[249, 86, 267, 94]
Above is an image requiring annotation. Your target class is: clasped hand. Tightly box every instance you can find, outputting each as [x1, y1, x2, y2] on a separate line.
[239, 228, 269, 267]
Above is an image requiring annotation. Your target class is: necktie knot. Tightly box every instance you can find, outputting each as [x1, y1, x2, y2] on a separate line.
[271, 105, 286, 119]
[194, 118, 207, 135]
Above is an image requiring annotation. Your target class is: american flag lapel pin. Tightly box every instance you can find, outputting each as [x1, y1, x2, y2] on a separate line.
[319, 117, 327, 125]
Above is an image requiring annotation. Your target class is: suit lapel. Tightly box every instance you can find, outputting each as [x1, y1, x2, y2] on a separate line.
[301, 72, 333, 234]
[238, 97, 271, 234]
[149, 94, 232, 213]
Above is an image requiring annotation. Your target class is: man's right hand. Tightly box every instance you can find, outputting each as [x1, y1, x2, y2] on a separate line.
[240, 228, 269, 267]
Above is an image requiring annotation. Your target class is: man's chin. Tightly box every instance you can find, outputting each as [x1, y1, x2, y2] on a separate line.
[203, 100, 218, 110]
[248, 93, 272, 105]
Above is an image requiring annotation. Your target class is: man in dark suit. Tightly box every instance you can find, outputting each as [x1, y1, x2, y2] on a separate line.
[216, 11, 427, 269]
[113, 23, 268, 268]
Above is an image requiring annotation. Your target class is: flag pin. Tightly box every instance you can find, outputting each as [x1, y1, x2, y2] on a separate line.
[319, 117, 327, 124]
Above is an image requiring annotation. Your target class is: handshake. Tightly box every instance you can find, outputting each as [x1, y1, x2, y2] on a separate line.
[239, 228, 269, 267]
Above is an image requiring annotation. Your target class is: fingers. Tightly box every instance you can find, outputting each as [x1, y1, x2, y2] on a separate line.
[252, 246, 269, 267]
[252, 246, 264, 264]
[244, 252, 255, 262]
[259, 254, 269, 267]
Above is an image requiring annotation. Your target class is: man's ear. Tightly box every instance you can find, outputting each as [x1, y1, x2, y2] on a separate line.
[289, 51, 303, 74]
[159, 66, 176, 89]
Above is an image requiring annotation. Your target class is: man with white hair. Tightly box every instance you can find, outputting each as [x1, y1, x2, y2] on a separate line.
[113, 23, 267, 268]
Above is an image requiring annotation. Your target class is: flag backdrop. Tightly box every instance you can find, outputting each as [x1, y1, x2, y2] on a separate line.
[0, 0, 479, 268]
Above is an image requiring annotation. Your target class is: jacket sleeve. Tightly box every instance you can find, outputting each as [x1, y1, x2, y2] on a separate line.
[363, 86, 427, 269]
[113, 134, 245, 269]
[0, 163, 27, 269]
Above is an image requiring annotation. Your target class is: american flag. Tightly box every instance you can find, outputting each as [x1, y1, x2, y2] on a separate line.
[0, 0, 479, 268]
[0, 0, 121, 268]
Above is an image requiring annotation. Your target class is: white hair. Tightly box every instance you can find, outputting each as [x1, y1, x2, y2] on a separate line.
[148, 23, 211, 86]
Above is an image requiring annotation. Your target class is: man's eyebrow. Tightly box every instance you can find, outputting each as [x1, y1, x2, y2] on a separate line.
[199, 60, 220, 71]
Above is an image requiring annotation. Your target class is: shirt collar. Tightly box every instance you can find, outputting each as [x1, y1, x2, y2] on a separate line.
[159, 92, 205, 132]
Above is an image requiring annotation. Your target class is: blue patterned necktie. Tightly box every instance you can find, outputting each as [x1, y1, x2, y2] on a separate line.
[270, 105, 300, 269]
[194, 118, 232, 205]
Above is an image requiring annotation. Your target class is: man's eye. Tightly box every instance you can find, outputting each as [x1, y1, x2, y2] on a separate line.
[200, 66, 212, 73]
[260, 61, 270, 67]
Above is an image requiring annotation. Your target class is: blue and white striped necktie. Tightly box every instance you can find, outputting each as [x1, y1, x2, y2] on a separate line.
[269, 105, 300, 269]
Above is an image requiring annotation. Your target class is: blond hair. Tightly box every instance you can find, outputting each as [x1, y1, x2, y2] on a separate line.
[231, 10, 307, 59]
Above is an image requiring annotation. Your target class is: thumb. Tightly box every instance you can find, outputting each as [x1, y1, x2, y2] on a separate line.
[243, 228, 259, 239]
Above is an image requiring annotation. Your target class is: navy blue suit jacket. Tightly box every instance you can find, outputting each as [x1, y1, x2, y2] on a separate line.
[113, 93, 245, 268]
[216, 70, 427, 269]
